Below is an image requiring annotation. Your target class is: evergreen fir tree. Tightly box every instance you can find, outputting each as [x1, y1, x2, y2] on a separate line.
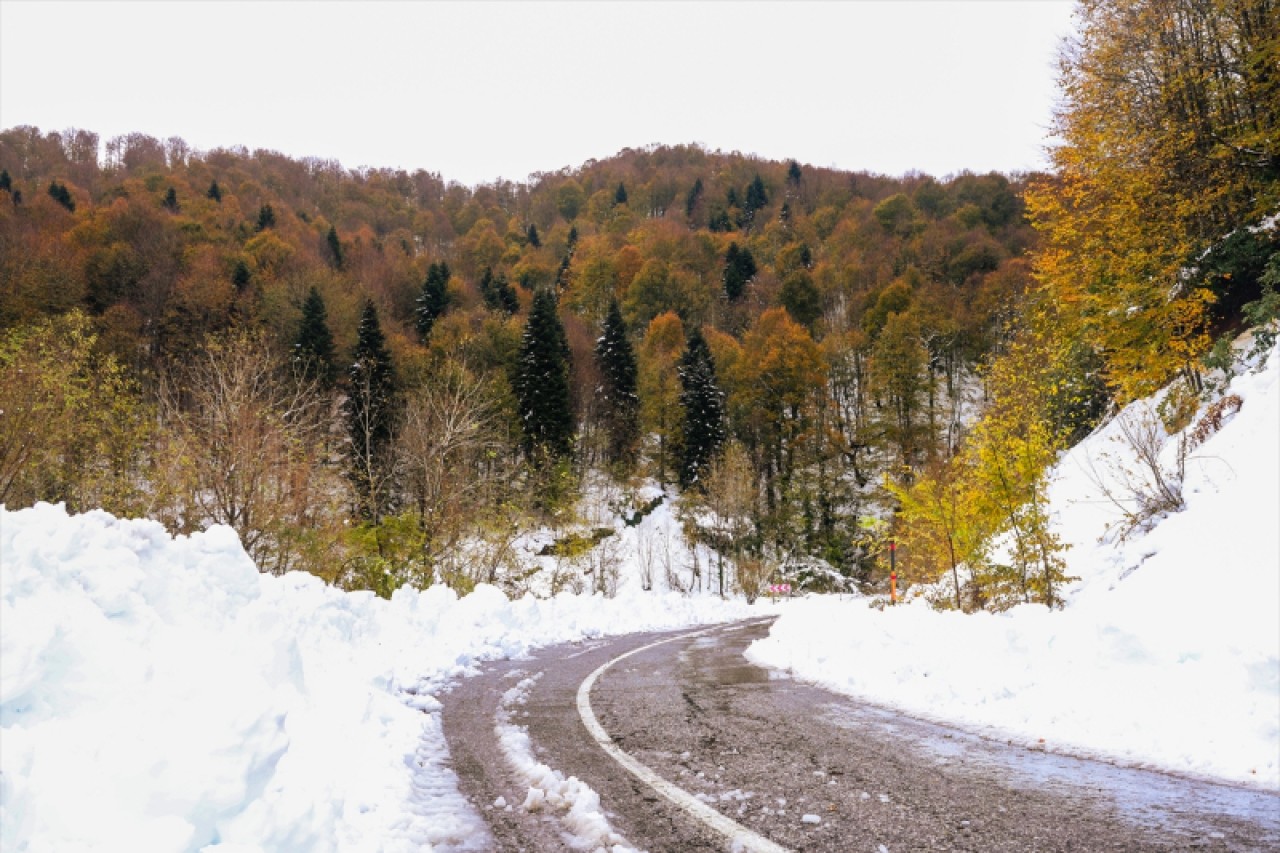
[514, 289, 573, 460]
[347, 300, 398, 520]
[163, 187, 179, 212]
[740, 174, 768, 227]
[787, 160, 802, 186]
[256, 203, 276, 231]
[480, 267, 497, 309]
[232, 260, 251, 290]
[708, 208, 733, 232]
[685, 178, 703, 218]
[526, 223, 541, 248]
[614, 182, 628, 206]
[0, 169, 11, 193]
[415, 261, 451, 340]
[595, 299, 640, 464]
[566, 224, 579, 254]
[11, 189, 21, 207]
[556, 254, 572, 289]
[480, 267, 518, 314]
[326, 225, 344, 270]
[722, 242, 757, 301]
[677, 328, 726, 489]
[746, 174, 768, 212]
[48, 181, 75, 212]
[294, 286, 337, 387]
[207, 180, 222, 202]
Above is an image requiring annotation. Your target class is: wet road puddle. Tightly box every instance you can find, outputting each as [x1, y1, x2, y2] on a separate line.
[821, 700, 1280, 841]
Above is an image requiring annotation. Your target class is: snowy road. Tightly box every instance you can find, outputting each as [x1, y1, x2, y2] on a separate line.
[441, 618, 1280, 852]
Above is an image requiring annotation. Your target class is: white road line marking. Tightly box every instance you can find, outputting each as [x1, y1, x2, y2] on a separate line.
[576, 621, 791, 853]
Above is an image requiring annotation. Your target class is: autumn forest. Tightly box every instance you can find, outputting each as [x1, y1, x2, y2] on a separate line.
[2, 0, 1276, 610]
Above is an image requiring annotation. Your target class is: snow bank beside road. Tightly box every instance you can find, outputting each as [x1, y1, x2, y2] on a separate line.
[0, 503, 756, 852]
[748, 346, 1280, 789]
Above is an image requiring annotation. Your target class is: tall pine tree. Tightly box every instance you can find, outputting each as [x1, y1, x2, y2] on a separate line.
[514, 289, 573, 460]
[595, 299, 639, 464]
[256, 204, 276, 231]
[295, 286, 337, 387]
[207, 180, 222, 202]
[326, 225, 344, 270]
[678, 328, 726, 488]
[416, 261, 451, 340]
[723, 242, 757, 301]
[480, 267, 519, 314]
[347, 300, 398, 521]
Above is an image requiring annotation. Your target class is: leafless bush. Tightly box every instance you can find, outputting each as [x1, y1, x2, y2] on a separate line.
[588, 532, 623, 597]
[658, 529, 686, 593]
[161, 331, 337, 573]
[1084, 404, 1188, 541]
[397, 367, 505, 577]
[635, 526, 656, 591]
[734, 556, 772, 604]
[1188, 394, 1243, 449]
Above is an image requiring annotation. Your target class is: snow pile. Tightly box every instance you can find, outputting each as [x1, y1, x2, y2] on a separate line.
[748, 344, 1280, 788]
[0, 503, 755, 852]
[496, 671, 636, 852]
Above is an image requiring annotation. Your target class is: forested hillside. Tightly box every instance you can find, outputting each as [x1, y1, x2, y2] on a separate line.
[0, 129, 1035, 592]
[2, 0, 1275, 608]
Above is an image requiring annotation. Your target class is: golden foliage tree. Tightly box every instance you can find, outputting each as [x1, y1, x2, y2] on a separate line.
[1027, 0, 1279, 400]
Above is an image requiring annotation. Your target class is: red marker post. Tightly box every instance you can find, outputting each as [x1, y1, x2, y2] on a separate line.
[889, 540, 897, 604]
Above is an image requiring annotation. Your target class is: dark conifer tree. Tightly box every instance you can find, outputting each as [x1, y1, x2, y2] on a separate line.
[566, 224, 579, 254]
[677, 328, 726, 489]
[480, 267, 518, 314]
[0, 169, 11, 193]
[722, 242, 757, 301]
[685, 178, 703, 218]
[415, 261, 451, 340]
[787, 160, 802, 186]
[746, 174, 768, 212]
[48, 181, 75, 212]
[497, 272, 519, 314]
[207, 180, 222, 202]
[556, 254, 572, 289]
[295, 286, 337, 387]
[526, 223, 541, 248]
[347, 300, 398, 520]
[256, 204, 276, 231]
[595, 299, 640, 464]
[740, 174, 768, 227]
[232, 260, 251, 290]
[613, 182, 628, 205]
[163, 187, 179, 212]
[514, 289, 573, 460]
[480, 267, 498, 309]
[11, 189, 21, 207]
[326, 225, 344, 270]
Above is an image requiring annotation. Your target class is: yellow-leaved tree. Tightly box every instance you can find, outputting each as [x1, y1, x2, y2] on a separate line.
[1028, 0, 1279, 401]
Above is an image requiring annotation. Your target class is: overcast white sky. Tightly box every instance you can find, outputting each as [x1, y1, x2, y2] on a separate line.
[0, 1, 1077, 186]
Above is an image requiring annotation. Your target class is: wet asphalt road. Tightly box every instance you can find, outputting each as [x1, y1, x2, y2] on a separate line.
[440, 618, 1280, 852]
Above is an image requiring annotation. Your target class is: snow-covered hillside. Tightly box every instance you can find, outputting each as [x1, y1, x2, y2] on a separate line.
[0, 501, 755, 852]
[748, 343, 1280, 788]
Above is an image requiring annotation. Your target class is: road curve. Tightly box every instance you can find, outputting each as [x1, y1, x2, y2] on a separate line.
[441, 617, 1280, 852]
